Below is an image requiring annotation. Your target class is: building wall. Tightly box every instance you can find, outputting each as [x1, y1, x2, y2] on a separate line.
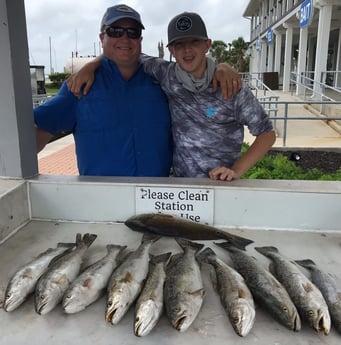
[243, 0, 341, 93]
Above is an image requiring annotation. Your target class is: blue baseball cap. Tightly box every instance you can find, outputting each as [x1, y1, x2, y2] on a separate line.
[100, 4, 145, 31]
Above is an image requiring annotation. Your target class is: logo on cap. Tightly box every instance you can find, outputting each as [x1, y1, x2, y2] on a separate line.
[176, 16, 192, 32]
[116, 5, 135, 13]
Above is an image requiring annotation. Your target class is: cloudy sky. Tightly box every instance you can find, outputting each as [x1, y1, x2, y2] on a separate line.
[24, 0, 250, 73]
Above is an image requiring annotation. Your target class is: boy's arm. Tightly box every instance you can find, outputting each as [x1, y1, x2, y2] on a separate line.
[35, 126, 54, 153]
[213, 63, 242, 100]
[209, 130, 276, 181]
[66, 55, 102, 97]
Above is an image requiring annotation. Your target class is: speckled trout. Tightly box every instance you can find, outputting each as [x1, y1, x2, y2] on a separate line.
[4, 242, 75, 312]
[105, 233, 160, 325]
[35, 233, 97, 315]
[296, 259, 341, 334]
[255, 246, 331, 335]
[134, 252, 171, 337]
[197, 247, 256, 337]
[164, 238, 205, 332]
[215, 242, 301, 331]
[62, 244, 127, 314]
[125, 213, 253, 250]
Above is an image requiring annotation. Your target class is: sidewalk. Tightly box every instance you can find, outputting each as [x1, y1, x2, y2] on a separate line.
[38, 91, 341, 175]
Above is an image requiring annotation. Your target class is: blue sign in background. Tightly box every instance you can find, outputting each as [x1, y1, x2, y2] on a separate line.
[267, 29, 273, 45]
[300, 0, 313, 28]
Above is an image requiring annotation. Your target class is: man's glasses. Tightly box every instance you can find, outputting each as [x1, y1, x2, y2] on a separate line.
[104, 26, 142, 39]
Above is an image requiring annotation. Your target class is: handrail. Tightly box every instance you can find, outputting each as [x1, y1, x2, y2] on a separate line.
[259, 100, 341, 146]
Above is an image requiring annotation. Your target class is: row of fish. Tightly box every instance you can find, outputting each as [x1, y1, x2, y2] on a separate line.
[1, 213, 341, 338]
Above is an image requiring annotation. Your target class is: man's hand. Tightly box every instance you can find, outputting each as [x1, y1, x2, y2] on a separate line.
[212, 63, 242, 100]
[66, 69, 95, 98]
[209, 166, 241, 181]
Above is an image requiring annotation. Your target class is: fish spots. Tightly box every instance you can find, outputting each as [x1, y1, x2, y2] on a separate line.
[120, 272, 133, 283]
[82, 278, 93, 288]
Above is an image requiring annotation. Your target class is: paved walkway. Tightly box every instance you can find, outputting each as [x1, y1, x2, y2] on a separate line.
[38, 91, 341, 175]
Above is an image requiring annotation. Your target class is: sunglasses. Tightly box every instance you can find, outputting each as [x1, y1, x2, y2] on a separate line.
[104, 26, 142, 39]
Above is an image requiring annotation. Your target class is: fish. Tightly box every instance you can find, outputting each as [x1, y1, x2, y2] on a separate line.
[197, 247, 256, 337]
[296, 259, 341, 334]
[34, 233, 97, 315]
[124, 213, 253, 250]
[164, 238, 205, 332]
[3, 242, 75, 312]
[255, 246, 331, 335]
[134, 252, 172, 337]
[215, 242, 301, 331]
[62, 244, 127, 314]
[105, 233, 160, 325]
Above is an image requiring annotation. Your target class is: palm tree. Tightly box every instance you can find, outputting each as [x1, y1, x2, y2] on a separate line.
[209, 40, 228, 64]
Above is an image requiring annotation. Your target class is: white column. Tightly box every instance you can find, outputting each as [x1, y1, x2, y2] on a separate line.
[282, 24, 293, 92]
[260, 38, 267, 73]
[296, 26, 308, 96]
[274, 30, 283, 75]
[313, 3, 332, 95]
[336, 28, 341, 87]
[0, 0, 38, 178]
[267, 40, 274, 72]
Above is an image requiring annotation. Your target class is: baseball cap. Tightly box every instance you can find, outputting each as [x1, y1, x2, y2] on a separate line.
[167, 12, 208, 46]
[100, 4, 145, 31]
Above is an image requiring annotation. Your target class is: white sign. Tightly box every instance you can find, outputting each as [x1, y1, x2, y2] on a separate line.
[135, 186, 214, 224]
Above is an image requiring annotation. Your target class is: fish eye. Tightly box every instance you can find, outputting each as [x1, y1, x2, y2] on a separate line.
[107, 301, 112, 307]
[308, 310, 314, 316]
[282, 306, 288, 313]
[40, 295, 45, 300]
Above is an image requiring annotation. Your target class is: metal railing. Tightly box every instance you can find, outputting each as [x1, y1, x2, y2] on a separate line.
[259, 100, 341, 146]
[32, 94, 53, 108]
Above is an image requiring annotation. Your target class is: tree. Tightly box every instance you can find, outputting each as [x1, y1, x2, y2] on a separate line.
[209, 40, 228, 64]
[210, 37, 249, 72]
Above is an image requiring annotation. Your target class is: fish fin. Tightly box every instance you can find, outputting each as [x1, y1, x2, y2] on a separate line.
[238, 288, 248, 299]
[302, 282, 314, 293]
[254, 246, 279, 257]
[295, 259, 316, 269]
[196, 247, 216, 264]
[223, 233, 254, 251]
[120, 272, 133, 283]
[48, 247, 74, 267]
[166, 253, 183, 271]
[213, 241, 238, 253]
[175, 238, 204, 253]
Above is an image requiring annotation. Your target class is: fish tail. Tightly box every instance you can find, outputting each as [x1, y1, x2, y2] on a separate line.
[106, 244, 127, 254]
[223, 233, 253, 251]
[56, 242, 77, 249]
[295, 259, 316, 269]
[78, 233, 97, 248]
[150, 252, 172, 265]
[175, 238, 204, 253]
[214, 241, 236, 252]
[254, 246, 279, 257]
[196, 247, 216, 264]
[141, 232, 161, 244]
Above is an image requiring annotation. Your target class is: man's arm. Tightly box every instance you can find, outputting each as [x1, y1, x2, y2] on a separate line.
[209, 130, 276, 181]
[35, 126, 54, 153]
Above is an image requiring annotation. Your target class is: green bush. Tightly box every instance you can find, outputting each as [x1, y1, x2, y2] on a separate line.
[48, 72, 71, 88]
[241, 143, 341, 181]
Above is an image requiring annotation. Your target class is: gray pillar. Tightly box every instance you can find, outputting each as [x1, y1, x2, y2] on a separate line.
[0, 0, 38, 178]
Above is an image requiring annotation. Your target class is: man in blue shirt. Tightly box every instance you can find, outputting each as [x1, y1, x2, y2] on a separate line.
[35, 4, 172, 176]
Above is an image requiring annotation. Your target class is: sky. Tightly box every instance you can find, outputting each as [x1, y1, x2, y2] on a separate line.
[24, 0, 251, 74]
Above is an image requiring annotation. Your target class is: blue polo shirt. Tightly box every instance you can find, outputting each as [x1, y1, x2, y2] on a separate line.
[34, 57, 172, 176]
